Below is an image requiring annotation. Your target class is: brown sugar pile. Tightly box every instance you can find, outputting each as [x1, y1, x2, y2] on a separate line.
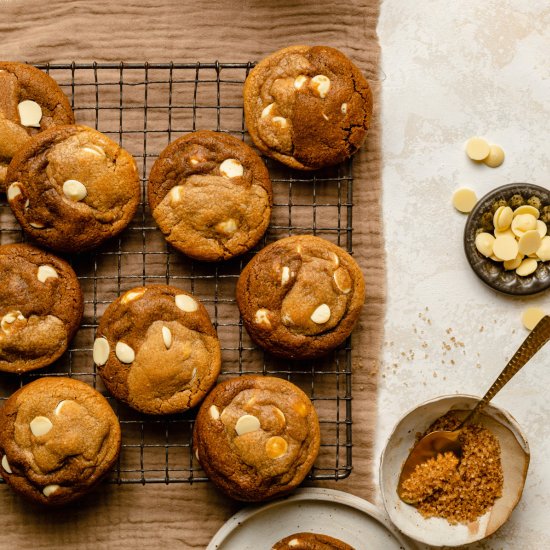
[401, 412, 504, 524]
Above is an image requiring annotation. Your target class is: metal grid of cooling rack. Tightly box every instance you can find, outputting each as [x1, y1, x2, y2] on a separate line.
[0, 62, 354, 484]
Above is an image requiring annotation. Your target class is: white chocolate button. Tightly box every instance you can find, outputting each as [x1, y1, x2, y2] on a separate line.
[490, 254, 503, 262]
[281, 266, 290, 286]
[63, 179, 87, 202]
[1, 455, 12, 474]
[514, 205, 540, 219]
[518, 230, 542, 256]
[190, 157, 200, 166]
[492, 235, 519, 261]
[503, 254, 524, 270]
[493, 206, 513, 231]
[516, 258, 538, 276]
[522, 307, 546, 331]
[162, 326, 172, 350]
[310, 304, 331, 324]
[7, 183, 22, 201]
[37, 265, 58, 283]
[272, 116, 288, 128]
[29, 221, 45, 229]
[42, 485, 59, 497]
[294, 75, 307, 89]
[175, 294, 198, 312]
[170, 185, 184, 203]
[54, 400, 71, 416]
[273, 407, 286, 426]
[1, 311, 24, 333]
[115, 342, 135, 363]
[121, 288, 146, 304]
[81, 145, 105, 157]
[536, 236, 550, 261]
[452, 188, 477, 213]
[261, 103, 275, 118]
[93, 337, 110, 366]
[235, 414, 260, 436]
[219, 158, 243, 179]
[475, 232, 495, 257]
[265, 436, 288, 459]
[254, 308, 272, 328]
[483, 144, 505, 168]
[215, 219, 238, 236]
[17, 100, 42, 127]
[310, 75, 331, 98]
[333, 267, 352, 294]
[341, 103, 348, 114]
[494, 228, 514, 239]
[465, 137, 490, 161]
[332, 252, 340, 268]
[209, 405, 220, 420]
[512, 214, 538, 237]
[537, 220, 547, 238]
[30, 416, 53, 437]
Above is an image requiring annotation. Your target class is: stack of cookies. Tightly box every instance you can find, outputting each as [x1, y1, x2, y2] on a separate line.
[0, 45, 372, 506]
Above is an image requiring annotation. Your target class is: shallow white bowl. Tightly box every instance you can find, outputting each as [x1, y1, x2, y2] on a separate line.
[379, 395, 530, 547]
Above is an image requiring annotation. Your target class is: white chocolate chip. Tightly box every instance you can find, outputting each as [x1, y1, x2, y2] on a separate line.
[162, 326, 172, 349]
[518, 230, 542, 256]
[288, 540, 300, 548]
[475, 232, 495, 257]
[465, 137, 490, 161]
[522, 307, 546, 331]
[261, 103, 275, 119]
[310, 75, 331, 98]
[265, 436, 288, 459]
[115, 342, 135, 364]
[209, 405, 220, 420]
[93, 337, 110, 366]
[493, 235, 519, 261]
[272, 116, 288, 128]
[195, 448, 200, 461]
[341, 103, 348, 114]
[322, 113, 329, 121]
[219, 158, 243, 179]
[514, 205, 540, 219]
[537, 236, 550, 261]
[310, 304, 331, 324]
[215, 219, 238, 236]
[17, 100, 42, 127]
[7, 183, 22, 201]
[503, 253, 524, 270]
[452, 188, 477, 213]
[512, 214, 537, 237]
[1, 455, 12, 474]
[190, 157, 200, 166]
[483, 145, 505, 168]
[516, 258, 538, 276]
[29, 221, 45, 229]
[494, 228, 514, 239]
[1, 311, 25, 333]
[170, 185, 184, 203]
[294, 75, 308, 89]
[537, 220, 547, 238]
[273, 407, 286, 426]
[175, 294, 198, 313]
[121, 288, 146, 304]
[281, 266, 290, 286]
[235, 414, 261, 436]
[54, 400, 71, 416]
[37, 265, 58, 283]
[81, 145, 105, 158]
[63, 179, 87, 202]
[29, 416, 53, 437]
[24, 199, 30, 209]
[333, 267, 352, 294]
[254, 308, 272, 328]
[493, 206, 513, 231]
[42, 485, 59, 497]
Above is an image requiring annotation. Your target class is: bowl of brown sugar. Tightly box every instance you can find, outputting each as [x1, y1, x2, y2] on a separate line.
[379, 395, 530, 547]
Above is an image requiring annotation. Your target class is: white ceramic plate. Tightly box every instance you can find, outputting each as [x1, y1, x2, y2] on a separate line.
[207, 487, 416, 550]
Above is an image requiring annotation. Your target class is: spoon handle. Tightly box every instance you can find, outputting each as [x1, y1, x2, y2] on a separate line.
[462, 315, 550, 426]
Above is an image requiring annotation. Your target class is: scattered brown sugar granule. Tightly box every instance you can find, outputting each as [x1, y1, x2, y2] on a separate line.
[403, 412, 504, 524]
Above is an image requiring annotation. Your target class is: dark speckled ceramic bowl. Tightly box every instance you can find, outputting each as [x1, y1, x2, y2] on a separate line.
[464, 183, 550, 296]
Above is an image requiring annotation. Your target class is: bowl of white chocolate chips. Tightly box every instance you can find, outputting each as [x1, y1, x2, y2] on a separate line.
[464, 183, 550, 295]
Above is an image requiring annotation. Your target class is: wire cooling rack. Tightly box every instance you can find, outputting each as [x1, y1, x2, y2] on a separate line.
[0, 62, 353, 484]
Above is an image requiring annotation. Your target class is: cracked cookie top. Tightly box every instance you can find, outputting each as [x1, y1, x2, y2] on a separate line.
[193, 375, 320, 502]
[243, 45, 373, 171]
[0, 377, 121, 505]
[0, 243, 83, 373]
[94, 285, 221, 415]
[148, 130, 272, 261]
[272, 533, 355, 550]
[6, 124, 140, 253]
[0, 62, 74, 191]
[236, 235, 365, 359]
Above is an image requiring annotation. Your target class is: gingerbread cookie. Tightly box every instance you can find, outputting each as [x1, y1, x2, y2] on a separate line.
[0, 62, 74, 191]
[243, 45, 373, 170]
[6, 124, 140, 252]
[193, 375, 320, 501]
[148, 130, 272, 261]
[94, 285, 221, 415]
[273, 533, 355, 550]
[0, 243, 83, 373]
[0, 377, 121, 506]
[236, 236, 365, 359]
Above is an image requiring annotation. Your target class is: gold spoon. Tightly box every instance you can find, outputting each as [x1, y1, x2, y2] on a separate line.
[398, 315, 550, 504]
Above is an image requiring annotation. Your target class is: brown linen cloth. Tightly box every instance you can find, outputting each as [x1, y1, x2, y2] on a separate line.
[0, 0, 383, 547]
